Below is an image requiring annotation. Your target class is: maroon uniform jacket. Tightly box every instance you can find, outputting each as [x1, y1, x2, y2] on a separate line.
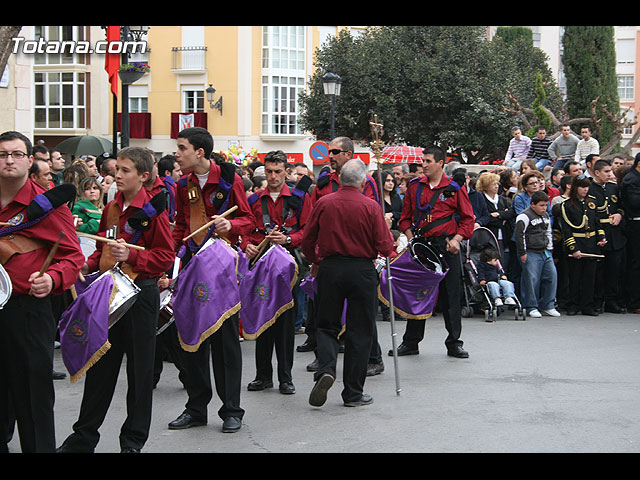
[0, 179, 84, 295]
[311, 170, 379, 205]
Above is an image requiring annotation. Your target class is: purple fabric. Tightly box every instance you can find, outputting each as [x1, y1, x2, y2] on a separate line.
[142, 201, 158, 218]
[33, 193, 53, 213]
[236, 248, 249, 282]
[172, 239, 241, 351]
[378, 248, 448, 319]
[239, 245, 297, 339]
[72, 272, 101, 297]
[59, 273, 114, 383]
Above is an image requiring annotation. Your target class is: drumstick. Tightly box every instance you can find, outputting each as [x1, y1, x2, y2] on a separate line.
[567, 253, 605, 259]
[182, 205, 238, 242]
[249, 225, 280, 267]
[76, 232, 146, 251]
[29, 231, 65, 295]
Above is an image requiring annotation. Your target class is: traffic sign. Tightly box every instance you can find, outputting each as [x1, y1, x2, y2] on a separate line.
[310, 141, 329, 165]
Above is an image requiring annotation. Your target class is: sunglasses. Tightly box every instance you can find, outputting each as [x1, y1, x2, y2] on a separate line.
[328, 149, 348, 155]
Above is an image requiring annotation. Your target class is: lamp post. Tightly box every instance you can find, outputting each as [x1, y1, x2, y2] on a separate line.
[322, 72, 341, 140]
[206, 84, 223, 115]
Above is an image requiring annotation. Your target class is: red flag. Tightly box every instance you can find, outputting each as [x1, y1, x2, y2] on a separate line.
[105, 26, 121, 96]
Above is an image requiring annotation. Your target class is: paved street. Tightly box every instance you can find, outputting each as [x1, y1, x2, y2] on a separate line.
[8, 310, 640, 453]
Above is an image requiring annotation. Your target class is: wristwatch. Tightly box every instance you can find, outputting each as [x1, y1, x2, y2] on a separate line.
[286, 236, 292, 245]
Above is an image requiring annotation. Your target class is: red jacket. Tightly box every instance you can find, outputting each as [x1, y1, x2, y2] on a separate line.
[311, 170, 379, 205]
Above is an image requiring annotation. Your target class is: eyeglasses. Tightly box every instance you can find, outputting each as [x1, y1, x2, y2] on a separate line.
[0, 151, 27, 160]
[526, 182, 538, 186]
[328, 149, 348, 155]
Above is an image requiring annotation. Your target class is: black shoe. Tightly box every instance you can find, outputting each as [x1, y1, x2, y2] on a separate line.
[344, 393, 373, 407]
[306, 358, 319, 372]
[309, 373, 334, 407]
[604, 303, 625, 314]
[121, 447, 140, 453]
[296, 341, 315, 353]
[53, 370, 67, 380]
[247, 379, 273, 391]
[582, 309, 599, 316]
[388, 344, 419, 357]
[566, 310, 578, 316]
[56, 443, 94, 453]
[366, 362, 384, 376]
[222, 416, 242, 433]
[279, 382, 296, 394]
[168, 412, 207, 430]
[447, 345, 469, 358]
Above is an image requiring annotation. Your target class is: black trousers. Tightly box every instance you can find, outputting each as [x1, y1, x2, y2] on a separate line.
[62, 280, 159, 452]
[594, 248, 624, 308]
[401, 247, 464, 351]
[314, 256, 377, 403]
[626, 220, 640, 309]
[253, 306, 295, 385]
[0, 295, 56, 453]
[566, 257, 597, 313]
[178, 312, 244, 422]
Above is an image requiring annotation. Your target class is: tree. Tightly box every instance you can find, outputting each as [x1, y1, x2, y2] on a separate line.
[0, 26, 22, 76]
[562, 26, 620, 148]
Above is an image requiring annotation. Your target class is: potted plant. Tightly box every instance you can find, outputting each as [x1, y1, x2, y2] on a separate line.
[118, 62, 150, 85]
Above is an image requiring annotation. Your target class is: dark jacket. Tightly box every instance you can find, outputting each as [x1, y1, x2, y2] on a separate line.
[482, 193, 515, 243]
[476, 260, 501, 283]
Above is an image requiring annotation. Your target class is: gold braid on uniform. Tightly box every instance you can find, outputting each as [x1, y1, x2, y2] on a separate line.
[561, 200, 587, 252]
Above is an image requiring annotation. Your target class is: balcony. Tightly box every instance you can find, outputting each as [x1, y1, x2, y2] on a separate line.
[171, 46, 207, 73]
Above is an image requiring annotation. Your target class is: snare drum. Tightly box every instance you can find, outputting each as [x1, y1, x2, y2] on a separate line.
[91, 266, 141, 328]
[157, 289, 175, 335]
[409, 238, 447, 273]
[0, 263, 12, 310]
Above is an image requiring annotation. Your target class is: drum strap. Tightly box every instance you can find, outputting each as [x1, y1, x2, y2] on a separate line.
[99, 202, 139, 280]
[413, 183, 447, 233]
[0, 234, 47, 265]
[259, 186, 302, 235]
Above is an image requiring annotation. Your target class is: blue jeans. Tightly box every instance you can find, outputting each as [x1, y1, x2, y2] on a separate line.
[486, 279, 515, 300]
[520, 251, 557, 311]
[505, 158, 523, 171]
[534, 158, 552, 170]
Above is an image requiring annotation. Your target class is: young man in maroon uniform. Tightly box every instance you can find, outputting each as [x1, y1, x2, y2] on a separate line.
[242, 150, 312, 395]
[57, 146, 174, 453]
[167, 127, 254, 434]
[391, 146, 475, 359]
[0, 131, 84, 453]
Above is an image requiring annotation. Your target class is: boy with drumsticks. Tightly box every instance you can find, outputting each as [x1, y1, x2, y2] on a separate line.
[57, 146, 174, 453]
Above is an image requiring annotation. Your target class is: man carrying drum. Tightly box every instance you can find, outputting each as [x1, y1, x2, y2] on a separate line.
[241, 150, 312, 395]
[0, 131, 84, 453]
[57, 146, 174, 453]
[167, 127, 254, 434]
[390, 145, 475, 359]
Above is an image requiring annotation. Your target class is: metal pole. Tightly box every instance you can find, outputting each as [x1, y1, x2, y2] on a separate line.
[120, 26, 130, 148]
[370, 115, 401, 396]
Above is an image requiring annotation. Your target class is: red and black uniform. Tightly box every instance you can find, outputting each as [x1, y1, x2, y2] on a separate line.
[170, 160, 254, 428]
[302, 185, 393, 403]
[396, 174, 475, 356]
[0, 179, 84, 453]
[59, 186, 174, 453]
[242, 184, 312, 391]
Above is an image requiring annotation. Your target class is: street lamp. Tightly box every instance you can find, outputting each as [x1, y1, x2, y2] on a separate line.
[322, 71, 341, 140]
[206, 84, 223, 115]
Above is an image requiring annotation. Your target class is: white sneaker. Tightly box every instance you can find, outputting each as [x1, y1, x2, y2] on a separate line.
[493, 298, 503, 307]
[504, 297, 516, 306]
[528, 309, 542, 318]
[542, 308, 561, 317]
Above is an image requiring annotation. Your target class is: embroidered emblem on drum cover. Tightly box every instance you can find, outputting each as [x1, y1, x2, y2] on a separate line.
[255, 283, 269, 301]
[8, 213, 23, 225]
[416, 286, 433, 301]
[67, 318, 88, 343]
[193, 282, 211, 303]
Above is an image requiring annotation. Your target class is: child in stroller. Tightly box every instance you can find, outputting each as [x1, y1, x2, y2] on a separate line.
[477, 247, 517, 307]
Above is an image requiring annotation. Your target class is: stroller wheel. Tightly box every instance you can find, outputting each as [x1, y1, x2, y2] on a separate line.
[462, 306, 474, 318]
[484, 309, 493, 322]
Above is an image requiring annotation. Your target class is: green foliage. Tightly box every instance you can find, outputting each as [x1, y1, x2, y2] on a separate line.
[495, 26, 533, 46]
[525, 73, 553, 137]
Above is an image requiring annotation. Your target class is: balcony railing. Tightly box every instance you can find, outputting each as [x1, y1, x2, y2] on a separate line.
[171, 46, 207, 72]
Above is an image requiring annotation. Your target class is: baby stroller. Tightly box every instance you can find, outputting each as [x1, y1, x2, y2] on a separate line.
[461, 226, 525, 322]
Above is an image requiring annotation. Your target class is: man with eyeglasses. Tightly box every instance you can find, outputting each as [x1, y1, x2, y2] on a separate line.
[0, 131, 84, 452]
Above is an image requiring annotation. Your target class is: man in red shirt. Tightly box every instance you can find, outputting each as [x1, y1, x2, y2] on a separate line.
[242, 150, 312, 395]
[57, 146, 174, 453]
[311, 136, 378, 204]
[391, 146, 475, 359]
[0, 131, 84, 453]
[303, 159, 394, 408]
[167, 127, 254, 434]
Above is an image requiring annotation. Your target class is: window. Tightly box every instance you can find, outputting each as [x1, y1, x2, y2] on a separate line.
[34, 71, 86, 129]
[618, 75, 634, 100]
[261, 26, 306, 135]
[183, 89, 204, 112]
[616, 38, 635, 64]
[33, 26, 86, 65]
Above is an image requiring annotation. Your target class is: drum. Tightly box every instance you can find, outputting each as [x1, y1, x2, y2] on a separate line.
[157, 288, 174, 335]
[0, 263, 12, 309]
[378, 238, 449, 320]
[90, 266, 141, 328]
